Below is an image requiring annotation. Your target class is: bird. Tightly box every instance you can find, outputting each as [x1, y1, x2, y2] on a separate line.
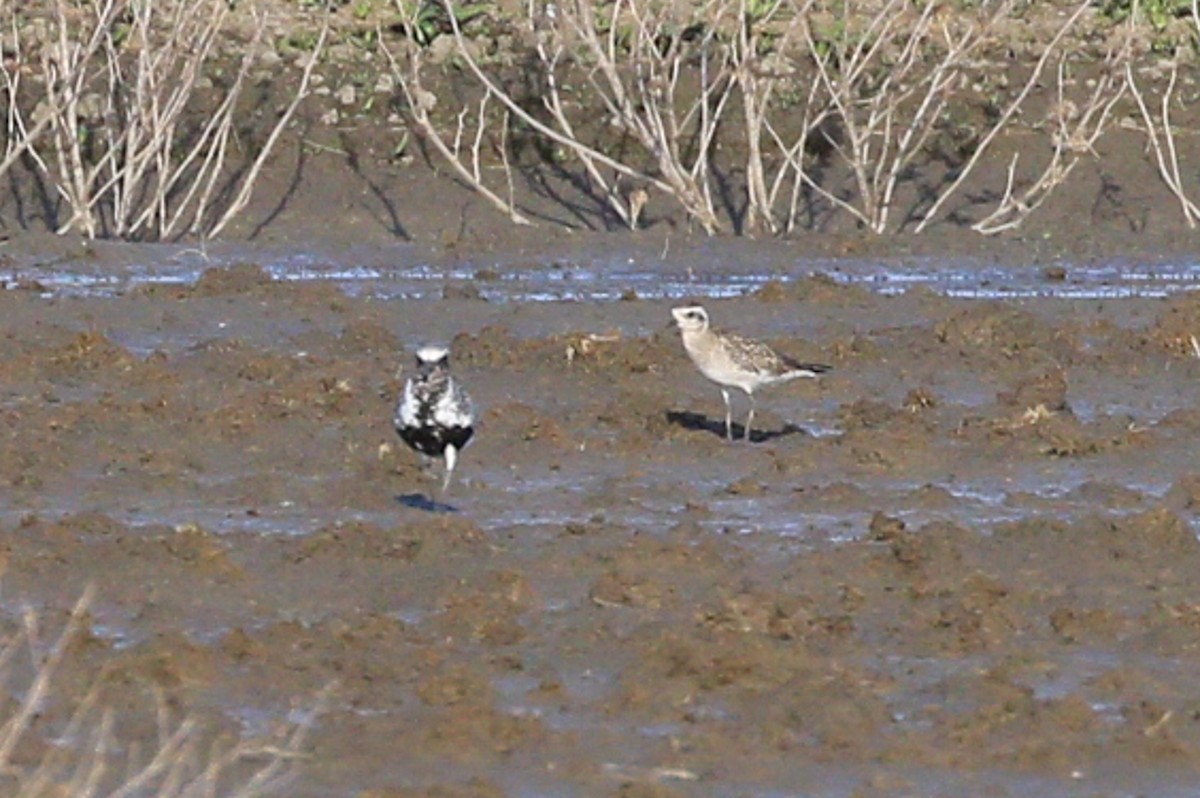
[671, 305, 830, 441]
[395, 344, 475, 493]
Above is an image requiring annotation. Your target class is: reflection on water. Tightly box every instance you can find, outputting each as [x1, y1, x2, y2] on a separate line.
[5, 241, 1200, 301]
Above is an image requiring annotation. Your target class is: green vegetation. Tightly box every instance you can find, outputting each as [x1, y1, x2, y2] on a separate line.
[279, 28, 322, 52]
[1100, 0, 1192, 29]
[398, 0, 490, 47]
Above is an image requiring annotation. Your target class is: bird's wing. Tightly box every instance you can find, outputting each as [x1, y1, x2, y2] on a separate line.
[396, 379, 422, 427]
[433, 380, 474, 428]
[723, 332, 831, 377]
[721, 333, 788, 376]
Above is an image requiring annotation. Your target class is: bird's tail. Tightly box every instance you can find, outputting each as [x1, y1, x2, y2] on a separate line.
[780, 356, 831, 379]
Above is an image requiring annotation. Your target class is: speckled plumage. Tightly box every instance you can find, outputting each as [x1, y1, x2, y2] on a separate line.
[395, 345, 474, 492]
[672, 305, 829, 441]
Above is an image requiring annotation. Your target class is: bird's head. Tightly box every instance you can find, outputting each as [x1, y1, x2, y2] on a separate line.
[671, 305, 709, 333]
[415, 344, 450, 373]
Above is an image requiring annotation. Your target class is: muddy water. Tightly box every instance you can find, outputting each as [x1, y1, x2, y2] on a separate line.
[5, 239, 1200, 796]
[8, 237, 1200, 300]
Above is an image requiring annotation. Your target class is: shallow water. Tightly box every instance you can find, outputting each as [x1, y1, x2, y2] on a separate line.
[6, 239, 1200, 301]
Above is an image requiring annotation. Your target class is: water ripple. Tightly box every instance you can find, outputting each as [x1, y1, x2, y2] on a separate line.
[6, 242, 1200, 301]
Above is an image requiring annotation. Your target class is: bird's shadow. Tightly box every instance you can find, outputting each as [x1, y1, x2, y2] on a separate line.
[665, 410, 809, 444]
[396, 493, 460, 513]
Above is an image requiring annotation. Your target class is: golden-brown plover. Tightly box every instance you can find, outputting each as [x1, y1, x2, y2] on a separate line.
[395, 345, 475, 492]
[672, 305, 830, 441]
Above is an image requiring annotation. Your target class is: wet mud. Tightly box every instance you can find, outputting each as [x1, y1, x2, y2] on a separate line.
[5, 253, 1200, 796]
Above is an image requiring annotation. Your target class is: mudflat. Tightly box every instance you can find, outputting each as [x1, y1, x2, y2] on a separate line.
[7, 0, 1200, 792]
[4, 232, 1200, 796]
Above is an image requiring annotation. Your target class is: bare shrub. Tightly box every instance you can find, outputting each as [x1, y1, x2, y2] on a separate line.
[396, 0, 1122, 236]
[536, 0, 735, 232]
[0, 585, 330, 798]
[390, 0, 739, 232]
[1, 0, 324, 240]
[796, 0, 997, 233]
[802, 0, 1122, 234]
[1118, 0, 1200, 228]
[971, 51, 1128, 235]
[382, 19, 531, 226]
[1126, 60, 1200, 227]
[914, 0, 1100, 232]
[0, 7, 60, 182]
[731, 0, 821, 234]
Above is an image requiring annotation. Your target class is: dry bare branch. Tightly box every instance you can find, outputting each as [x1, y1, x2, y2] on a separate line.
[914, 0, 1095, 232]
[554, 0, 732, 232]
[205, 17, 327, 239]
[381, 23, 533, 226]
[0, 9, 55, 181]
[795, 0, 1031, 233]
[732, 0, 818, 234]
[388, 0, 1113, 236]
[1126, 55, 1200, 226]
[410, 0, 732, 233]
[5, 0, 321, 241]
[973, 54, 1127, 235]
[0, 584, 95, 771]
[526, 0, 634, 228]
[0, 585, 331, 798]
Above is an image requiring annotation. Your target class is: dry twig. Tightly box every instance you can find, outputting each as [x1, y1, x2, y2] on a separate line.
[1126, 53, 1200, 227]
[0, 585, 332, 798]
[4, 0, 321, 240]
[972, 52, 1127, 235]
[915, 0, 1094, 232]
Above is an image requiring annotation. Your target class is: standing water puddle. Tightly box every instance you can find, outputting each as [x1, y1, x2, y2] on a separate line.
[5, 239, 1200, 301]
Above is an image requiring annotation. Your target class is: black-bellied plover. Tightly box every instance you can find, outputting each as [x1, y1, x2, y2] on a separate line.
[395, 345, 475, 492]
[671, 305, 830, 441]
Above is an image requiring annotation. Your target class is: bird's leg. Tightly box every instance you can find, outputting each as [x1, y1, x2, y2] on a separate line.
[441, 444, 458, 494]
[720, 388, 733, 441]
[745, 392, 755, 442]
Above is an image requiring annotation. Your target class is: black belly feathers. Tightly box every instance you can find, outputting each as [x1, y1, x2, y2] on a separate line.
[397, 421, 473, 460]
[394, 345, 474, 493]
